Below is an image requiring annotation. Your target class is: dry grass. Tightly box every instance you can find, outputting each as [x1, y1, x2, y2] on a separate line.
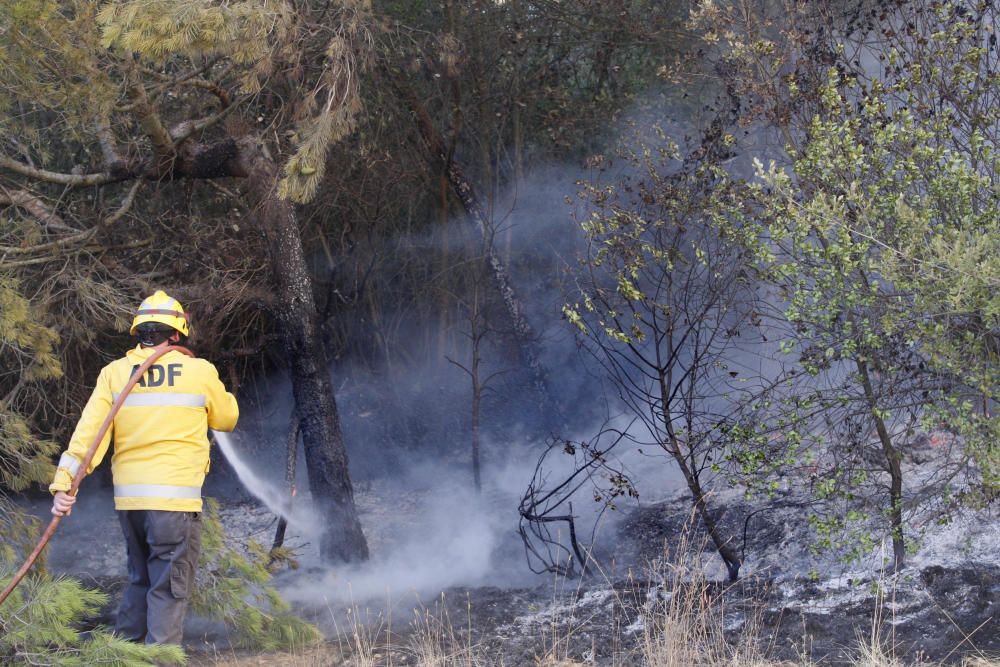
[333, 604, 394, 667]
[189, 644, 345, 666]
[193, 646, 1000, 667]
[629, 532, 787, 667]
[405, 594, 491, 667]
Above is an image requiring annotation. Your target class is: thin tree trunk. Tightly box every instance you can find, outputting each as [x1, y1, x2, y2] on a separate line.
[472, 385, 481, 492]
[471, 335, 482, 493]
[239, 140, 369, 563]
[271, 413, 300, 559]
[658, 364, 741, 580]
[437, 171, 451, 359]
[507, 78, 523, 265]
[688, 472, 742, 581]
[857, 359, 905, 571]
[392, 75, 556, 414]
[673, 447, 742, 581]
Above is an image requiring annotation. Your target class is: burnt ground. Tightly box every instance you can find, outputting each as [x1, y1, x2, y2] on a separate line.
[19, 474, 1000, 666]
[158, 564, 1000, 667]
[386, 500, 1000, 667]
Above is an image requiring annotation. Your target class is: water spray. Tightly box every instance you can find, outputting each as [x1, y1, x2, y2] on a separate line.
[212, 430, 309, 531]
[0, 343, 193, 607]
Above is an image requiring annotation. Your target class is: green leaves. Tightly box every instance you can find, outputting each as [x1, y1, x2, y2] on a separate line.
[717, 0, 1000, 569]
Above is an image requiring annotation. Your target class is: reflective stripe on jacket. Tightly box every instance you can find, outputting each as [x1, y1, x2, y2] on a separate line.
[49, 346, 239, 511]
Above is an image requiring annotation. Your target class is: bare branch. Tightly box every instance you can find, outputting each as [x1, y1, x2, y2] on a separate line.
[118, 60, 232, 113]
[94, 113, 127, 174]
[103, 180, 142, 226]
[0, 236, 151, 268]
[126, 79, 175, 164]
[0, 228, 97, 256]
[215, 334, 284, 360]
[180, 74, 233, 108]
[0, 153, 116, 187]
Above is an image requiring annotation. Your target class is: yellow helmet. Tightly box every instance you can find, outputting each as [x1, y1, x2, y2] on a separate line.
[129, 290, 190, 337]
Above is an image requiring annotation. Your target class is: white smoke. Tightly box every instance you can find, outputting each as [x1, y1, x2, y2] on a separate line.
[281, 485, 506, 605]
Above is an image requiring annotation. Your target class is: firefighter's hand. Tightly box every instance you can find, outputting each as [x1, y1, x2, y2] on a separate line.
[52, 492, 76, 517]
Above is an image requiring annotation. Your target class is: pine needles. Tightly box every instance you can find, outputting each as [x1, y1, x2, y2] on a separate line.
[0, 572, 185, 666]
[193, 498, 323, 652]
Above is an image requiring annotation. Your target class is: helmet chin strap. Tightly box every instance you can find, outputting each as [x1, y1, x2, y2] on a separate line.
[138, 329, 182, 347]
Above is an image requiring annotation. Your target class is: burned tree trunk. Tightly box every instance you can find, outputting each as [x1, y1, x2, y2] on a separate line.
[238, 140, 369, 563]
[391, 73, 556, 415]
[270, 413, 300, 561]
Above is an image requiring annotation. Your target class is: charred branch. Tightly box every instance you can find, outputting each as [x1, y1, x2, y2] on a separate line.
[518, 426, 634, 577]
[216, 334, 285, 360]
[519, 503, 590, 577]
[176, 138, 242, 179]
[270, 413, 300, 565]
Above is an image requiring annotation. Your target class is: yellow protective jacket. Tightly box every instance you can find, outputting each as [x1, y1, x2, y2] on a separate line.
[49, 346, 239, 512]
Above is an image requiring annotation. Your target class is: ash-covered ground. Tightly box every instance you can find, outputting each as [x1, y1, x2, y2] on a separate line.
[22, 451, 999, 666]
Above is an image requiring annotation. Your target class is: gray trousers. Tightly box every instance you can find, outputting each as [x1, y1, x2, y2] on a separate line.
[115, 510, 201, 645]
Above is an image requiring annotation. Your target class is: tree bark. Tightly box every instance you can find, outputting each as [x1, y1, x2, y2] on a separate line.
[658, 361, 741, 580]
[684, 468, 742, 581]
[237, 139, 369, 563]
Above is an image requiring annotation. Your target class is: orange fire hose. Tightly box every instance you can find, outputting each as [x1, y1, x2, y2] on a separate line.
[0, 343, 194, 607]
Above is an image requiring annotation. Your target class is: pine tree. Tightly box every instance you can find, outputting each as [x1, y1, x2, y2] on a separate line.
[192, 499, 323, 651]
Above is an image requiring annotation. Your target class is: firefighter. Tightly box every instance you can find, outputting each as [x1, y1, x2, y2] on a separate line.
[49, 290, 239, 646]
